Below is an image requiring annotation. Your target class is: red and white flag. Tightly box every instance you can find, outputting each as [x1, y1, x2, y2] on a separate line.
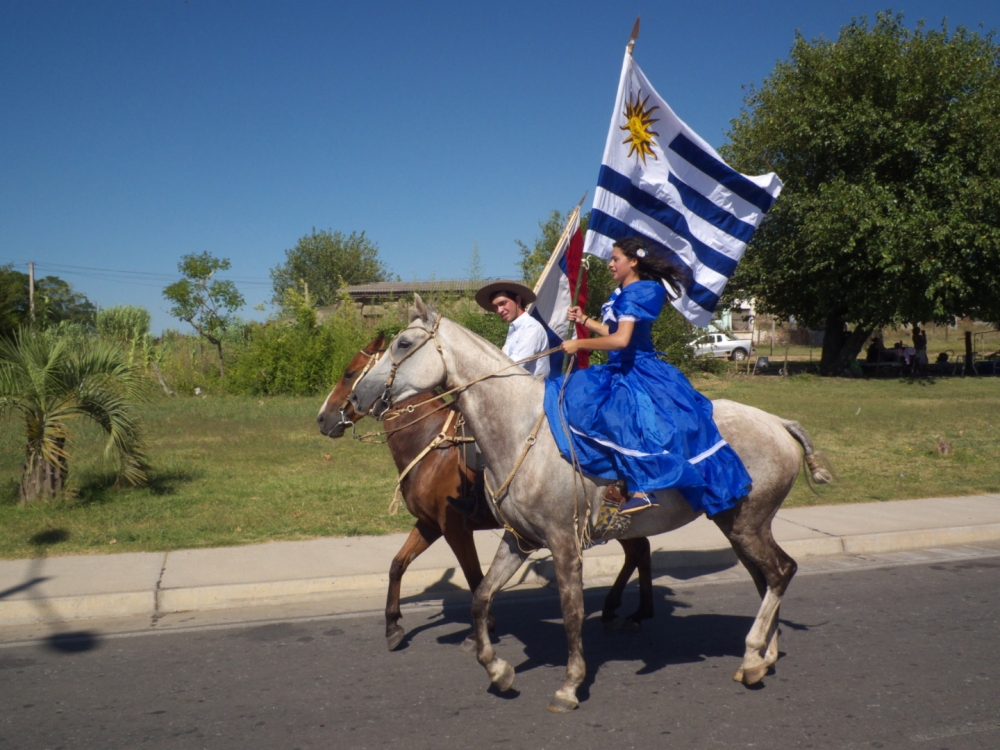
[527, 207, 590, 373]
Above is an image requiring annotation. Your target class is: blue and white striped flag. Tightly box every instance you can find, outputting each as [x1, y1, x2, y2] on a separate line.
[584, 52, 783, 327]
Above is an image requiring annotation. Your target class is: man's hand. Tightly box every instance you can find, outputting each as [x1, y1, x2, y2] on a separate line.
[567, 306, 584, 323]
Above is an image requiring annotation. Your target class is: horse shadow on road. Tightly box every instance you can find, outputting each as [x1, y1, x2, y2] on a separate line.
[394, 578, 809, 700]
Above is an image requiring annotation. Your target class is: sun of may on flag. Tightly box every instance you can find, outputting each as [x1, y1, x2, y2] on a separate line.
[583, 50, 783, 328]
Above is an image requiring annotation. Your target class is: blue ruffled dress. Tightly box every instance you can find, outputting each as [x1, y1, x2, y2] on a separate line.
[543, 280, 752, 517]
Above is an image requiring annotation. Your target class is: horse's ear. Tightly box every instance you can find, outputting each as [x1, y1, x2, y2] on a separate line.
[369, 331, 386, 352]
[411, 293, 437, 323]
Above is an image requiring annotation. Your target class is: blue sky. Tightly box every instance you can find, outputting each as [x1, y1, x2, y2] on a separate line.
[2, 1, 997, 332]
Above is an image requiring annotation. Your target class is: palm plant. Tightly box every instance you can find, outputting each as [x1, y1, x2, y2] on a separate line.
[0, 330, 150, 504]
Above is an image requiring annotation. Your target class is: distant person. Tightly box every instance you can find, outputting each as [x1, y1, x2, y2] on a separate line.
[866, 336, 884, 363]
[912, 325, 928, 373]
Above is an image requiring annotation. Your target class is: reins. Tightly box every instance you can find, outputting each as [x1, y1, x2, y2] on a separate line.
[351, 340, 562, 443]
[350, 315, 591, 554]
[387, 409, 475, 516]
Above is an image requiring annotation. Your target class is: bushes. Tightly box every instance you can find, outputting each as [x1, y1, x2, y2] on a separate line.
[227, 293, 370, 396]
[96, 305, 151, 340]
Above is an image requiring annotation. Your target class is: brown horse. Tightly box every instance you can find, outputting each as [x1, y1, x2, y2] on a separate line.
[317, 333, 654, 650]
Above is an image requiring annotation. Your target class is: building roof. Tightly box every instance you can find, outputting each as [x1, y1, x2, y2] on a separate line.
[340, 279, 498, 298]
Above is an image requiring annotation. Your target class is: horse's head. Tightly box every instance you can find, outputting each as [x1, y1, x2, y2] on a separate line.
[316, 331, 386, 438]
[351, 295, 448, 419]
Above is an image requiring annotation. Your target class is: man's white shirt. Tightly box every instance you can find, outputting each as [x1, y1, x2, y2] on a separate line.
[502, 313, 551, 378]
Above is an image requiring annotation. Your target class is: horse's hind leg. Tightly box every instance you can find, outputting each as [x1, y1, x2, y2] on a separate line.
[386, 521, 441, 650]
[473, 531, 528, 693]
[712, 505, 797, 686]
[602, 538, 653, 633]
[548, 532, 587, 713]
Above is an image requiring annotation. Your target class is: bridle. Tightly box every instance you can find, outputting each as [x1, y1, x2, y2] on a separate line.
[355, 313, 584, 553]
[371, 315, 444, 419]
[331, 346, 386, 432]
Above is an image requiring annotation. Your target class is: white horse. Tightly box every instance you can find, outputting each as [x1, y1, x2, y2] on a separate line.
[351, 297, 830, 712]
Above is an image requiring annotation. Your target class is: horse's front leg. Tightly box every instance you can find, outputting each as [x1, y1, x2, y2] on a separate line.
[440, 518, 490, 651]
[549, 532, 586, 713]
[472, 531, 528, 692]
[386, 521, 441, 650]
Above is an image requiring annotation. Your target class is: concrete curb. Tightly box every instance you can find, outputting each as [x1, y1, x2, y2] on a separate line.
[5, 521, 1000, 627]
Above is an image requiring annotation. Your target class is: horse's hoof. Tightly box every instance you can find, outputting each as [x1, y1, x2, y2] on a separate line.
[732, 667, 744, 682]
[601, 616, 619, 635]
[548, 694, 579, 713]
[489, 660, 515, 692]
[386, 625, 405, 651]
[740, 664, 768, 686]
[460, 635, 476, 653]
[619, 618, 641, 633]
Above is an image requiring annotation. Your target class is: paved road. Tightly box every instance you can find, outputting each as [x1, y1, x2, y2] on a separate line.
[2, 546, 999, 750]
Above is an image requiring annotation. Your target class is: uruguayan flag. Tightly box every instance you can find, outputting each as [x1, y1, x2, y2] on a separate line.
[584, 52, 782, 327]
[527, 208, 588, 374]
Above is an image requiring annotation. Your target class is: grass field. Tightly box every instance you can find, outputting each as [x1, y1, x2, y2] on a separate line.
[1, 376, 998, 559]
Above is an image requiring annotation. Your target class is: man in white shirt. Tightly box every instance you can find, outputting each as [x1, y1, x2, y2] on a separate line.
[447, 281, 552, 518]
[473, 280, 551, 378]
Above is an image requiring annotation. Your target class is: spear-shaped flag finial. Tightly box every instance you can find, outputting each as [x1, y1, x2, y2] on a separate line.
[627, 15, 640, 55]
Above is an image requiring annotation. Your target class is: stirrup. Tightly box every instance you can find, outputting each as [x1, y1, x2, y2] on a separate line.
[619, 492, 658, 515]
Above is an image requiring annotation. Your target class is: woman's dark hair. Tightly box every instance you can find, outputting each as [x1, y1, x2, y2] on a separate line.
[613, 236, 688, 299]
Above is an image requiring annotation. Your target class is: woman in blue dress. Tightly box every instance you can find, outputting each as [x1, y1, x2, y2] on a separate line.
[544, 237, 752, 516]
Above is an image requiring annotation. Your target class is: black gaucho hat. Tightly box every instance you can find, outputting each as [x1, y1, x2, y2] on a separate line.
[474, 280, 537, 312]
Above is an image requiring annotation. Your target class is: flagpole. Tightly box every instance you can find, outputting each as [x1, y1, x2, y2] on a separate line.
[528, 191, 589, 299]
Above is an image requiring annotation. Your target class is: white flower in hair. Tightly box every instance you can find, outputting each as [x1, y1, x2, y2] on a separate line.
[636, 248, 647, 258]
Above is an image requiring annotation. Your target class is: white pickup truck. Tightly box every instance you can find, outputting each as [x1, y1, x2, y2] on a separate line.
[691, 331, 754, 361]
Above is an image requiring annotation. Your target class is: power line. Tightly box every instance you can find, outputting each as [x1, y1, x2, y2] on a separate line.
[0, 259, 274, 289]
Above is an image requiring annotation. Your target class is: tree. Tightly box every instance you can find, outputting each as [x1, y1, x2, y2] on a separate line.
[517, 210, 573, 285]
[163, 253, 245, 379]
[270, 229, 390, 309]
[0, 266, 96, 336]
[721, 12, 1000, 373]
[0, 331, 149, 503]
[466, 241, 485, 282]
[0, 265, 30, 337]
[36, 276, 96, 328]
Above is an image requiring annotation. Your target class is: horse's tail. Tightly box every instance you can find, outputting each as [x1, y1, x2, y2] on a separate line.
[781, 420, 834, 488]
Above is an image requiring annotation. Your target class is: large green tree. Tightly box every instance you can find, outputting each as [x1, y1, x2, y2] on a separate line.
[721, 12, 1000, 373]
[163, 253, 245, 379]
[0, 331, 149, 503]
[270, 229, 390, 310]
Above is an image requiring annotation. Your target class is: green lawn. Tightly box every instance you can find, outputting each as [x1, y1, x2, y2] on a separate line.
[1, 376, 998, 559]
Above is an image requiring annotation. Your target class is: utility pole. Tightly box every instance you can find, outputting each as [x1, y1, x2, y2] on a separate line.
[28, 262, 35, 326]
